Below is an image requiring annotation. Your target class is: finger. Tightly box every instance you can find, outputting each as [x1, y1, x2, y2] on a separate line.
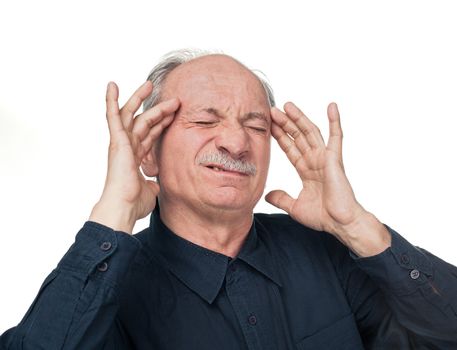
[119, 81, 154, 129]
[271, 122, 303, 168]
[132, 98, 180, 141]
[105, 82, 124, 137]
[327, 102, 343, 159]
[265, 190, 295, 214]
[283, 102, 325, 148]
[140, 114, 175, 154]
[271, 107, 312, 154]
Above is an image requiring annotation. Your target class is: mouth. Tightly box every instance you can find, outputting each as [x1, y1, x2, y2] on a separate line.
[205, 165, 248, 176]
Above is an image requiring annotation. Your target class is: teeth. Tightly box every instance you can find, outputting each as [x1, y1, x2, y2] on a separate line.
[211, 166, 224, 171]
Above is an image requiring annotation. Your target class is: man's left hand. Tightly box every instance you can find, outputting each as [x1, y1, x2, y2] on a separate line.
[266, 102, 391, 256]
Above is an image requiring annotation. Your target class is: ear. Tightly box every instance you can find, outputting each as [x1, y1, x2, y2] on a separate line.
[141, 151, 159, 177]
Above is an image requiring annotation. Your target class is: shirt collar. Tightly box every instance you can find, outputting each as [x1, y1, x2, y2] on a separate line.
[237, 217, 283, 288]
[147, 208, 282, 305]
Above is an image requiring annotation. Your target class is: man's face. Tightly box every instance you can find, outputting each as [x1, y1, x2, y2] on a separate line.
[156, 55, 271, 215]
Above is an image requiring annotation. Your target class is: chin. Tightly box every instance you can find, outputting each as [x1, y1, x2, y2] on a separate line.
[201, 189, 258, 212]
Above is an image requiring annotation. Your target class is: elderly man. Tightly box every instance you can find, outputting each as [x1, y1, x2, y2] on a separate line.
[1, 50, 457, 349]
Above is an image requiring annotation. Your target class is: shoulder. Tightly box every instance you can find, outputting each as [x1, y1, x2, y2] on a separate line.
[131, 227, 161, 269]
[253, 212, 350, 261]
[121, 228, 173, 297]
[254, 212, 324, 245]
[133, 226, 150, 246]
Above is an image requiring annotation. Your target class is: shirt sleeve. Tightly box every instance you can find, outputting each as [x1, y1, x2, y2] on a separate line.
[0, 221, 140, 350]
[343, 225, 457, 348]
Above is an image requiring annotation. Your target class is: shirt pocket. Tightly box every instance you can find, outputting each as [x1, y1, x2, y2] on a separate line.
[295, 313, 364, 350]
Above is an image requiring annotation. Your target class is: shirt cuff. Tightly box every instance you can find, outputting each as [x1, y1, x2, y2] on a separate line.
[350, 225, 433, 296]
[57, 221, 141, 284]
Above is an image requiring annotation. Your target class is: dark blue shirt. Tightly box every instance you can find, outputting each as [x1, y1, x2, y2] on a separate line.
[2, 209, 457, 349]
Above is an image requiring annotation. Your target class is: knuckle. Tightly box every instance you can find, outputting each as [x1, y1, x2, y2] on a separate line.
[291, 129, 301, 139]
[283, 142, 293, 153]
[155, 105, 165, 116]
[147, 116, 158, 129]
[302, 127, 312, 136]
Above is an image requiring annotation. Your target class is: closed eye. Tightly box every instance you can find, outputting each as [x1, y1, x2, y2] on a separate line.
[195, 121, 217, 126]
[248, 126, 267, 133]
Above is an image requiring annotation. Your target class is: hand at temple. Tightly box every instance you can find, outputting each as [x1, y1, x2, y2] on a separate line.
[89, 81, 180, 233]
[266, 102, 390, 255]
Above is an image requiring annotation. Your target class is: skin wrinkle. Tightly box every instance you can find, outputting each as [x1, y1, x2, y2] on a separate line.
[154, 55, 271, 255]
[203, 107, 270, 127]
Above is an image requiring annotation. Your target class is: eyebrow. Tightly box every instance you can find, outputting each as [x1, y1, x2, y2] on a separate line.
[202, 108, 269, 124]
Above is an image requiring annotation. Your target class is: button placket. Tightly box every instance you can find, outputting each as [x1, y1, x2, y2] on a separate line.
[248, 314, 257, 325]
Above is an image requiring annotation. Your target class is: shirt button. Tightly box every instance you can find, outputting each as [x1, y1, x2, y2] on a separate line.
[400, 254, 410, 264]
[100, 242, 112, 251]
[248, 315, 257, 325]
[97, 261, 108, 272]
[410, 269, 420, 279]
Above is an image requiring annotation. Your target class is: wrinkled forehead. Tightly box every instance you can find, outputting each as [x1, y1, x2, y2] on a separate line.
[161, 55, 271, 113]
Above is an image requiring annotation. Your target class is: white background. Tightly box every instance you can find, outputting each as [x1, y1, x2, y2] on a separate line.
[1, 0, 456, 332]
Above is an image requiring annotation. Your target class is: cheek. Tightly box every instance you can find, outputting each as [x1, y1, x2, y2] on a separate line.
[255, 139, 271, 182]
[255, 137, 271, 162]
[159, 127, 213, 168]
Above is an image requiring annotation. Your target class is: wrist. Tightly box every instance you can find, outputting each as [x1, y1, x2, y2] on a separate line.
[89, 199, 137, 234]
[336, 211, 392, 257]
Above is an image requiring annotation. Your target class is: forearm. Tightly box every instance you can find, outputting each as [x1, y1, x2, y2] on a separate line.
[90, 200, 137, 234]
[337, 211, 392, 257]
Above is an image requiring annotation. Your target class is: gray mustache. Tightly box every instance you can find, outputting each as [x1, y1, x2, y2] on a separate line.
[197, 152, 257, 176]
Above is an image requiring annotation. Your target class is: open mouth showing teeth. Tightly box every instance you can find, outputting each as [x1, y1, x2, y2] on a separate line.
[206, 165, 246, 175]
[209, 166, 226, 172]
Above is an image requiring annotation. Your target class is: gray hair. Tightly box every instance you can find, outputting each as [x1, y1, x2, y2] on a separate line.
[143, 48, 275, 111]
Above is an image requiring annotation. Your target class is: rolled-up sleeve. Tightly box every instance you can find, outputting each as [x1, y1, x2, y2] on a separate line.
[1, 222, 140, 350]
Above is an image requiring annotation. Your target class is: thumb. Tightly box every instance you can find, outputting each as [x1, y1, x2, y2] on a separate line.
[265, 190, 294, 214]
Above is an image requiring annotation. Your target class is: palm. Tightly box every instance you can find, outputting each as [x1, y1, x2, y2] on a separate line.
[267, 102, 363, 236]
[107, 132, 155, 217]
[101, 82, 180, 221]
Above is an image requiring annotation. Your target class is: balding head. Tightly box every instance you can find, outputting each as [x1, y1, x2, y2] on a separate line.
[161, 54, 271, 115]
[143, 49, 275, 111]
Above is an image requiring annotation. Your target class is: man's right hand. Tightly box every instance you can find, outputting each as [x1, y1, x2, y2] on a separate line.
[89, 81, 180, 234]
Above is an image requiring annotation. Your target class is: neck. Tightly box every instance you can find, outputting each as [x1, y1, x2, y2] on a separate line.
[158, 197, 253, 258]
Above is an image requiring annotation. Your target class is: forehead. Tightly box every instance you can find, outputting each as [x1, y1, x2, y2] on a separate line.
[161, 55, 270, 111]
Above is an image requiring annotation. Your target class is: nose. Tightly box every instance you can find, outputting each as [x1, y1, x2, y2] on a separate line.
[214, 124, 249, 160]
